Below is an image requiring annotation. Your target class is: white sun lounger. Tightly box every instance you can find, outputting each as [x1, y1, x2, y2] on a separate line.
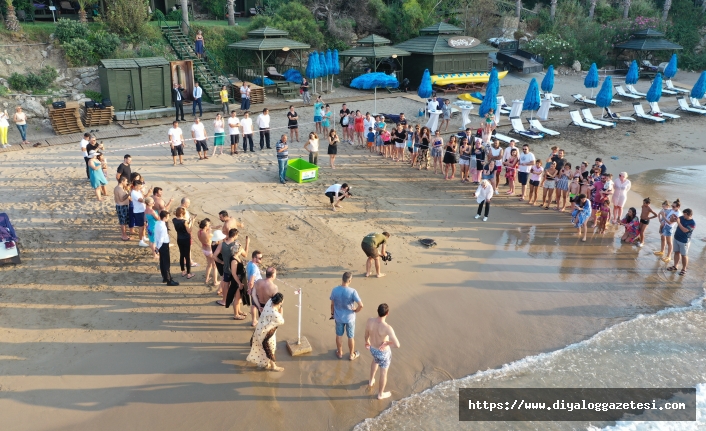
[550, 97, 569, 109]
[660, 86, 678, 96]
[676, 96, 706, 114]
[632, 102, 665, 122]
[510, 117, 542, 139]
[496, 96, 511, 115]
[528, 118, 560, 136]
[603, 107, 636, 122]
[648, 102, 680, 120]
[615, 85, 642, 99]
[581, 109, 615, 127]
[542, 92, 561, 99]
[569, 110, 601, 129]
[626, 85, 647, 97]
[665, 79, 690, 94]
[493, 132, 517, 145]
[689, 98, 706, 111]
[572, 94, 597, 106]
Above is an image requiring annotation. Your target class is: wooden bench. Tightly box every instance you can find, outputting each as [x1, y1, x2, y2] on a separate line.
[433, 84, 458, 95]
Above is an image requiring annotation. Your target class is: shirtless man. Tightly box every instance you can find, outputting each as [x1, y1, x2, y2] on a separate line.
[152, 187, 173, 213]
[252, 267, 279, 320]
[365, 303, 401, 400]
[218, 210, 244, 235]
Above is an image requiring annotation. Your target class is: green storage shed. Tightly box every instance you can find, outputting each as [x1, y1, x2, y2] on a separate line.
[394, 23, 497, 84]
[134, 57, 171, 110]
[98, 59, 143, 111]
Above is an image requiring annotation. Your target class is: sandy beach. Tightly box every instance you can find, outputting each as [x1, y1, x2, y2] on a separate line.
[1, 72, 705, 430]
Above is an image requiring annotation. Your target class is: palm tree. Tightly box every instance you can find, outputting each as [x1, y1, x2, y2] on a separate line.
[623, 0, 631, 19]
[4, 0, 20, 32]
[516, 0, 522, 19]
[180, 0, 189, 33]
[661, 0, 672, 22]
[76, 0, 97, 24]
[550, 0, 557, 20]
[227, 0, 235, 26]
[588, 0, 597, 19]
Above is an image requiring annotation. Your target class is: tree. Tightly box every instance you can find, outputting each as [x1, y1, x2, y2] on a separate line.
[77, 0, 98, 24]
[661, 0, 672, 21]
[4, 0, 20, 32]
[516, 0, 521, 18]
[550, 0, 557, 20]
[180, 0, 189, 33]
[227, 0, 235, 26]
[588, 0, 597, 19]
[623, 0, 631, 19]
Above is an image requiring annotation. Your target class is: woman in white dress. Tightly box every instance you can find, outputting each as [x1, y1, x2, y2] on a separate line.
[247, 293, 285, 371]
[611, 172, 631, 224]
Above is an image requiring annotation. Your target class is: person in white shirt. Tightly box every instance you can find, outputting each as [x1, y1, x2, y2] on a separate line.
[130, 181, 152, 247]
[227, 110, 241, 155]
[192, 82, 203, 117]
[363, 112, 375, 137]
[303, 132, 320, 166]
[241, 111, 254, 152]
[168, 121, 185, 166]
[245, 85, 251, 110]
[427, 95, 440, 117]
[502, 139, 518, 185]
[240, 85, 247, 110]
[474, 179, 494, 221]
[191, 117, 209, 160]
[154, 210, 179, 286]
[325, 183, 351, 212]
[80, 132, 91, 180]
[257, 108, 271, 150]
[517, 144, 536, 201]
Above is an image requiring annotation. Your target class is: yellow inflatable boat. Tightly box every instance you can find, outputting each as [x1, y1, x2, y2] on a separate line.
[431, 70, 508, 86]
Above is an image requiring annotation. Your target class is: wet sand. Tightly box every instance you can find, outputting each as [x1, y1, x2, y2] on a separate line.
[1, 76, 705, 430]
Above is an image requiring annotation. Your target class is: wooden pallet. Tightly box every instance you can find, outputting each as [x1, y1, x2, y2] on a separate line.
[83, 106, 114, 127]
[49, 101, 84, 135]
[234, 82, 265, 104]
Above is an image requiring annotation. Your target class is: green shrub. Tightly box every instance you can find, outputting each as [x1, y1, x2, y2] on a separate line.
[166, 9, 182, 21]
[200, 0, 227, 19]
[0, 86, 8, 97]
[105, 0, 150, 40]
[526, 34, 572, 67]
[89, 30, 121, 58]
[84, 89, 103, 100]
[55, 18, 89, 43]
[7, 67, 58, 93]
[63, 38, 94, 66]
[189, 24, 248, 75]
[594, 2, 619, 24]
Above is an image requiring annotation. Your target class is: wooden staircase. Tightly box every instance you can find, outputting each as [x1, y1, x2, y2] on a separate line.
[159, 23, 223, 103]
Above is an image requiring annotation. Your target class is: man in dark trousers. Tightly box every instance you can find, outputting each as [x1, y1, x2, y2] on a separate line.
[192, 82, 203, 117]
[172, 82, 185, 122]
[154, 210, 179, 286]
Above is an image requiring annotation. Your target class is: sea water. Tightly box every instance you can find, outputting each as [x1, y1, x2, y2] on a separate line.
[354, 166, 706, 431]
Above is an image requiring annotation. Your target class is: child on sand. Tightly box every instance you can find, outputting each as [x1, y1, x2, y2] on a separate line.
[636, 197, 659, 247]
[568, 176, 580, 205]
[504, 148, 518, 195]
[366, 127, 375, 154]
[655, 199, 681, 262]
[381, 128, 391, 158]
[597, 199, 611, 234]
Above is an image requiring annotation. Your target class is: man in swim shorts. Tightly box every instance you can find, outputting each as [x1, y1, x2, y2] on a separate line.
[361, 232, 390, 278]
[365, 303, 400, 400]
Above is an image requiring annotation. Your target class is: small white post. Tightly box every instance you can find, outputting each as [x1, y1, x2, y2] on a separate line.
[297, 288, 302, 345]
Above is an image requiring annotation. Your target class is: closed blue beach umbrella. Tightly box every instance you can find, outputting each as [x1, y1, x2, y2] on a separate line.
[625, 60, 639, 85]
[326, 49, 333, 74]
[646, 73, 663, 103]
[584, 63, 599, 97]
[690, 71, 706, 99]
[664, 54, 678, 79]
[479, 68, 499, 117]
[418, 69, 432, 99]
[332, 49, 340, 75]
[541, 65, 554, 93]
[306, 51, 317, 80]
[595, 76, 613, 114]
[523, 78, 541, 119]
[319, 51, 327, 76]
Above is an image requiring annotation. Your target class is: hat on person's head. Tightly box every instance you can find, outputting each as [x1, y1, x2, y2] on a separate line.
[211, 230, 226, 242]
[87, 150, 97, 158]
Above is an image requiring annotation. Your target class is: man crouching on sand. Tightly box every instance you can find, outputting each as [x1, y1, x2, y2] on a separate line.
[365, 303, 400, 400]
[361, 231, 390, 278]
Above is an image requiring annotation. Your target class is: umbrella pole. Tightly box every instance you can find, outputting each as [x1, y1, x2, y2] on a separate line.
[374, 88, 377, 114]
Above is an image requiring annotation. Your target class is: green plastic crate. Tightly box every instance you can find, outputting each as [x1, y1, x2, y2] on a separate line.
[286, 158, 319, 183]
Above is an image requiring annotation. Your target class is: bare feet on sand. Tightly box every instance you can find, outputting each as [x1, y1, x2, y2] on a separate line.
[377, 392, 391, 399]
[376, 273, 386, 278]
[369, 378, 375, 387]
